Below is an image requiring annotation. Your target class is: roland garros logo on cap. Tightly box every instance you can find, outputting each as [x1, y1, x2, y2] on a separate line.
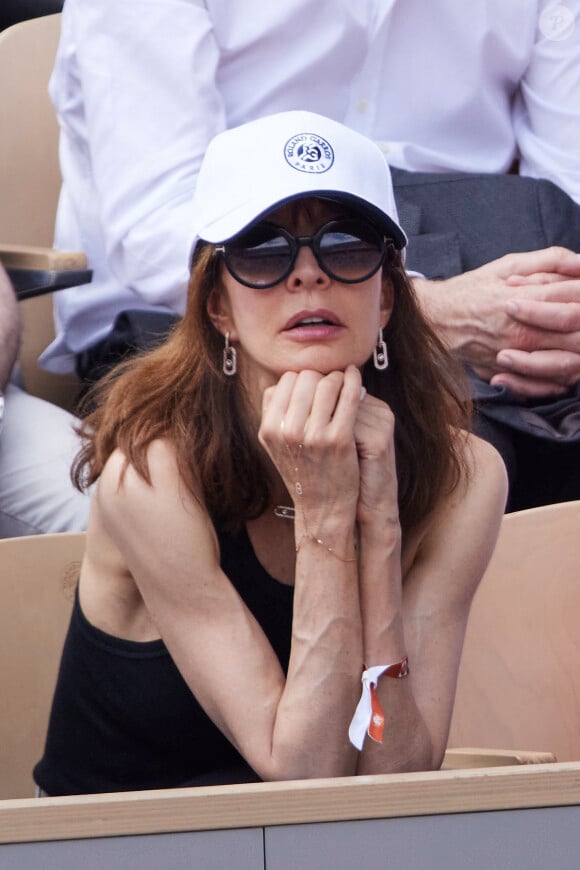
[284, 132, 334, 174]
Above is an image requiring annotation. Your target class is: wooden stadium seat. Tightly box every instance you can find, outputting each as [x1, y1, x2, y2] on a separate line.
[0, 515, 557, 801]
[0, 13, 86, 410]
[0, 531, 85, 798]
[448, 500, 580, 762]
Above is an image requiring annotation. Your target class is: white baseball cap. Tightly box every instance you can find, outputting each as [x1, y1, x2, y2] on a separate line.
[191, 110, 407, 250]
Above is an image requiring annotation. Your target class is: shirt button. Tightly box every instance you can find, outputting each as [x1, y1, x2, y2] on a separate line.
[357, 98, 368, 113]
[376, 141, 391, 154]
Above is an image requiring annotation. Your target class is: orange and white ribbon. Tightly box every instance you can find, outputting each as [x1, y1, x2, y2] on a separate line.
[348, 657, 409, 750]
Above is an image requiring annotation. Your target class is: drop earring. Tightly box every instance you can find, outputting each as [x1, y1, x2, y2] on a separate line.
[223, 332, 237, 376]
[373, 328, 388, 370]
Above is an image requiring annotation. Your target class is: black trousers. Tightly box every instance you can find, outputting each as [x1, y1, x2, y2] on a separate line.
[0, 1, 63, 31]
[75, 310, 180, 388]
[474, 413, 580, 513]
[393, 168, 580, 513]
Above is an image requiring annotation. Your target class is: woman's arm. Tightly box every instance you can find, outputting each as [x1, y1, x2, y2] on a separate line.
[353, 416, 508, 773]
[93, 369, 366, 781]
[258, 367, 365, 778]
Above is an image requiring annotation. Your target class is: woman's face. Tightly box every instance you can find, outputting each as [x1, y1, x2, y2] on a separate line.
[208, 198, 393, 396]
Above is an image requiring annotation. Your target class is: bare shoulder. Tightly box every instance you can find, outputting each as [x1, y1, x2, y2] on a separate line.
[94, 439, 219, 580]
[459, 431, 509, 509]
[97, 439, 190, 507]
[440, 430, 508, 547]
[408, 432, 508, 606]
[421, 430, 507, 535]
[84, 442, 222, 642]
[98, 439, 179, 493]
[95, 438, 209, 541]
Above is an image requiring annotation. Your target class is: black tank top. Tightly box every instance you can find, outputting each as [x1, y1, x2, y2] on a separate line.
[34, 523, 294, 795]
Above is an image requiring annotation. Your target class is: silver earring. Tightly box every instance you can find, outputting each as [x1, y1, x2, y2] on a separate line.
[223, 332, 237, 376]
[373, 329, 388, 370]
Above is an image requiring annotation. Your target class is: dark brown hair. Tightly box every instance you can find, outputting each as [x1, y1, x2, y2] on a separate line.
[73, 241, 471, 536]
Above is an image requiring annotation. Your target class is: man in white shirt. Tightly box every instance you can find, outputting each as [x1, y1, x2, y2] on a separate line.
[42, 0, 580, 507]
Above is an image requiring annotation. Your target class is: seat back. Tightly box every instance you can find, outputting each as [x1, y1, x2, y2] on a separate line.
[0, 14, 79, 409]
[0, 14, 61, 246]
[0, 520, 562, 801]
[448, 500, 580, 762]
[0, 532, 85, 799]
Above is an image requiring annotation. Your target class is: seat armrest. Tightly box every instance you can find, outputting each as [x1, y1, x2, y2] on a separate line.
[443, 747, 557, 769]
[0, 244, 92, 299]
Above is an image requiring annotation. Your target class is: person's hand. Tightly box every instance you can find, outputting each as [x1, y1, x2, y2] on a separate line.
[413, 247, 580, 398]
[490, 266, 580, 397]
[353, 391, 399, 529]
[259, 367, 362, 531]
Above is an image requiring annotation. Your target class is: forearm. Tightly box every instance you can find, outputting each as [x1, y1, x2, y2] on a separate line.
[256, 369, 369, 777]
[412, 274, 491, 365]
[269, 522, 362, 780]
[355, 522, 434, 773]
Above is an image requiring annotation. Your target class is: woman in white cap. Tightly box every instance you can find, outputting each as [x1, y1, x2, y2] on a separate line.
[35, 111, 507, 795]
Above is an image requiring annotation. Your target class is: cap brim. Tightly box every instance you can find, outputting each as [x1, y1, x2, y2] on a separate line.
[199, 189, 407, 250]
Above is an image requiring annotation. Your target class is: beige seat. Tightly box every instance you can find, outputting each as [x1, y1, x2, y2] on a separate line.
[0, 524, 555, 802]
[448, 500, 580, 762]
[0, 531, 85, 799]
[0, 13, 84, 410]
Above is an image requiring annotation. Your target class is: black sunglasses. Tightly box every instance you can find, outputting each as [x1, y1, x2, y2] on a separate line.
[215, 217, 391, 289]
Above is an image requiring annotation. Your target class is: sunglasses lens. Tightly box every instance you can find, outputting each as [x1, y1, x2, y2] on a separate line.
[225, 227, 292, 288]
[222, 218, 386, 288]
[317, 220, 384, 281]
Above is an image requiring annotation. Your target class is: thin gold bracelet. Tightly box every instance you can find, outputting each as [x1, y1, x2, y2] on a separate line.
[295, 531, 358, 563]
[278, 440, 358, 563]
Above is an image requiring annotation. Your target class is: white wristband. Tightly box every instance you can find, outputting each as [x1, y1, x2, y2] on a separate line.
[348, 657, 409, 750]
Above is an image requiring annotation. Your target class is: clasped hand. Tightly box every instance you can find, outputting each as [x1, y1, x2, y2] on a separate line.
[259, 366, 399, 531]
[416, 247, 580, 399]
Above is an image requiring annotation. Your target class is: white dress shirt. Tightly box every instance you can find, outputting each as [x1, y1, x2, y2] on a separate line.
[41, 0, 580, 373]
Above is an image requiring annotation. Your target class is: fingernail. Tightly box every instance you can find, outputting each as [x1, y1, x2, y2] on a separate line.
[360, 386, 367, 401]
[497, 353, 513, 367]
[506, 301, 519, 314]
